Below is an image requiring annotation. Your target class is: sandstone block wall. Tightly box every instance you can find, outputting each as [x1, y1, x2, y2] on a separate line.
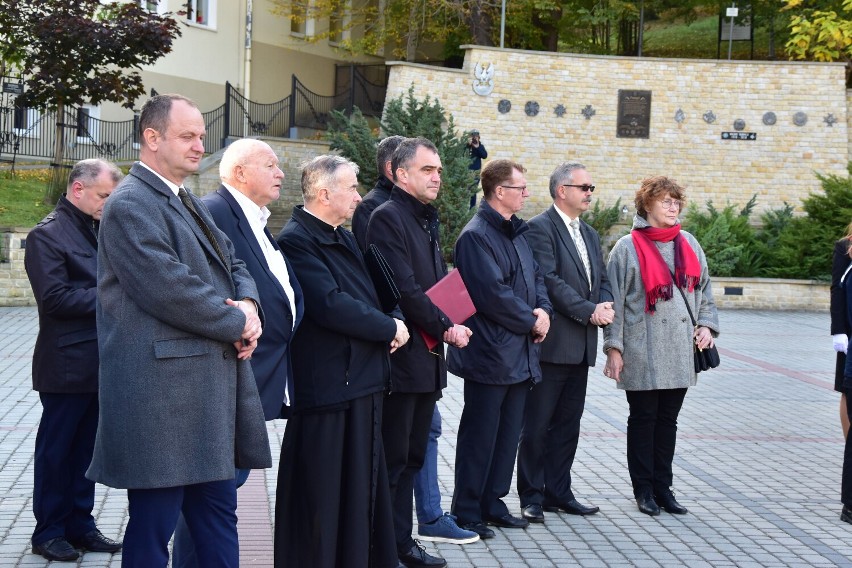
[387, 47, 849, 218]
[713, 276, 828, 311]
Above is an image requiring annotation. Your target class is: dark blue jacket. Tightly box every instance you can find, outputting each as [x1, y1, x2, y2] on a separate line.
[367, 187, 452, 394]
[468, 143, 487, 172]
[278, 206, 398, 410]
[352, 175, 394, 253]
[448, 200, 552, 385]
[203, 186, 304, 419]
[25, 194, 100, 393]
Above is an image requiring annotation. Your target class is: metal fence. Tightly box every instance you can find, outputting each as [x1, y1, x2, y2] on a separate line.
[0, 68, 387, 168]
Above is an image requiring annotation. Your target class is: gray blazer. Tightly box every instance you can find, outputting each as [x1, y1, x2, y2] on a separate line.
[526, 206, 613, 366]
[603, 215, 720, 391]
[87, 163, 271, 490]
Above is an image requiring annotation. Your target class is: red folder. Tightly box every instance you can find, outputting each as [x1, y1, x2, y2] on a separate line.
[420, 268, 476, 350]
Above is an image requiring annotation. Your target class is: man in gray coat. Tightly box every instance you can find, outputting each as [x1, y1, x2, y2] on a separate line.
[88, 94, 271, 568]
[517, 162, 613, 523]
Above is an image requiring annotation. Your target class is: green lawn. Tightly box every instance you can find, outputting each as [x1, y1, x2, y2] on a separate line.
[0, 171, 53, 229]
[642, 14, 789, 60]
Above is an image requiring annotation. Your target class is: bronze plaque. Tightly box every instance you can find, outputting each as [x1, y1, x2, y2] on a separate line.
[617, 90, 651, 139]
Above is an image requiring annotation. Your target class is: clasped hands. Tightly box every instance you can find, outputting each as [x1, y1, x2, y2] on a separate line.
[531, 308, 550, 344]
[227, 298, 261, 360]
[590, 302, 614, 327]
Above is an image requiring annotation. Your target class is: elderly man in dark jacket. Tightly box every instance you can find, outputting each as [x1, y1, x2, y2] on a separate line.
[367, 137, 474, 567]
[275, 154, 409, 568]
[448, 158, 552, 541]
[24, 159, 123, 562]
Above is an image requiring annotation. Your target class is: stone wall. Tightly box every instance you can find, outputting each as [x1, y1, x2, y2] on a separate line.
[713, 276, 828, 311]
[0, 231, 34, 307]
[387, 47, 849, 217]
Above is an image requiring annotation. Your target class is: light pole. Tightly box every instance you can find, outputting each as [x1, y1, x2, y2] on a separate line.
[727, 3, 738, 60]
[637, 0, 644, 57]
[500, 0, 506, 48]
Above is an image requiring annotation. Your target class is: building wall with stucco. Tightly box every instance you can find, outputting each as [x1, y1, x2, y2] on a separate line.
[386, 46, 849, 218]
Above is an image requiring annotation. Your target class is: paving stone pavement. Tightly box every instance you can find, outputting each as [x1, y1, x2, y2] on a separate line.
[1, 307, 851, 567]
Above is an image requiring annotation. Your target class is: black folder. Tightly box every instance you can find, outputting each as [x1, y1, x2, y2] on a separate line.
[365, 244, 401, 312]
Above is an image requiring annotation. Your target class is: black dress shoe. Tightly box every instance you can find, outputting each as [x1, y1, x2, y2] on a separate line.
[521, 504, 545, 523]
[398, 541, 447, 567]
[68, 529, 123, 553]
[459, 521, 495, 539]
[32, 537, 81, 561]
[655, 490, 688, 515]
[636, 492, 661, 516]
[542, 498, 600, 516]
[484, 513, 529, 529]
[841, 505, 852, 524]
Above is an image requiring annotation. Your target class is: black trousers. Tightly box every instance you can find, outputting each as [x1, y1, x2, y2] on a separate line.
[517, 362, 589, 507]
[382, 391, 439, 554]
[625, 388, 688, 497]
[841, 393, 852, 506]
[451, 380, 528, 525]
[32, 392, 98, 546]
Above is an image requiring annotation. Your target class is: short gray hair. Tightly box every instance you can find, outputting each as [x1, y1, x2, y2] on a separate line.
[301, 155, 360, 202]
[67, 158, 123, 190]
[549, 161, 586, 199]
[219, 138, 274, 181]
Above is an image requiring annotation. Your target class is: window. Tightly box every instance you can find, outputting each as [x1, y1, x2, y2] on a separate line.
[75, 105, 100, 144]
[185, 0, 216, 28]
[139, 0, 165, 14]
[291, 3, 307, 36]
[329, 11, 342, 44]
[13, 102, 40, 136]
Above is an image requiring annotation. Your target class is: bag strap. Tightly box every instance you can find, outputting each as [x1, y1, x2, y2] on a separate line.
[669, 270, 697, 327]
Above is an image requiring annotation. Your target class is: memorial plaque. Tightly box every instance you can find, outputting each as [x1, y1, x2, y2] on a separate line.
[721, 132, 756, 140]
[617, 90, 651, 139]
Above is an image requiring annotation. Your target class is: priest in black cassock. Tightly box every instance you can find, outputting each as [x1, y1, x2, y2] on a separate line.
[275, 154, 409, 568]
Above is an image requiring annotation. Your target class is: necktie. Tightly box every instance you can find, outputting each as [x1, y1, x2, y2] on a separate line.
[177, 186, 227, 265]
[569, 219, 592, 284]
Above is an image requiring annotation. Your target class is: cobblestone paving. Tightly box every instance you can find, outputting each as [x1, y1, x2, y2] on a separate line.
[1, 307, 851, 567]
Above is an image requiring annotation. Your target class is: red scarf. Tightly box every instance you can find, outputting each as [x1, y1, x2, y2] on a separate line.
[631, 224, 701, 313]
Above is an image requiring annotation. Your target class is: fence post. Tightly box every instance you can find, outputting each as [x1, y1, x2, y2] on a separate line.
[222, 81, 231, 148]
[289, 75, 297, 138]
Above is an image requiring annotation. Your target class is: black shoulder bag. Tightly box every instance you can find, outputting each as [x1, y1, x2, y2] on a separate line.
[671, 272, 720, 373]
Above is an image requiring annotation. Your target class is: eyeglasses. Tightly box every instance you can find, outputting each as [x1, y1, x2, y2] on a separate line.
[660, 199, 682, 210]
[501, 185, 527, 192]
[563, 184, 595, 192]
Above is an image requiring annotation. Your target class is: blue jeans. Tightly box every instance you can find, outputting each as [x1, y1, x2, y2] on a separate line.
[413, 405, 443, 524]
[172, 468, 251, 568]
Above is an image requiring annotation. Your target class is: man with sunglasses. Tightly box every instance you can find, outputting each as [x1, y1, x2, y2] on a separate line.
[517, 161, 613, 523]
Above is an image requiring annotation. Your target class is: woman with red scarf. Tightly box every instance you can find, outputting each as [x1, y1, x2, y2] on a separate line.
[602, 176, 719, 517]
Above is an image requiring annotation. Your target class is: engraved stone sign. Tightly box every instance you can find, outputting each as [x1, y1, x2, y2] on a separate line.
[617, 90, 651, 138]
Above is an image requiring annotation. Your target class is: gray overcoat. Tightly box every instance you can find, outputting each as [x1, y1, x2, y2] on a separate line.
[87, 163, 271, 489]
[602, 215, 720, 391]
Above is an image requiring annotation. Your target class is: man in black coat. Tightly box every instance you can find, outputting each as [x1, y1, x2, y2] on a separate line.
[24, 159, 124, 562]
[275, 154, 409, 568]
[367, 137, 473, 567]
[448, 158, 552, 541]
[517, 161, 614, 523]
[352, 135, 404, 253]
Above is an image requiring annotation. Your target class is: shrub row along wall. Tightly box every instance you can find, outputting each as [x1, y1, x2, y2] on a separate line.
[386, 46, 849, 218]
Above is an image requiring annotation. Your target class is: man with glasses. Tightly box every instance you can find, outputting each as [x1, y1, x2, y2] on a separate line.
[448, 159, 552, 541]
[517, 162, 614, 524]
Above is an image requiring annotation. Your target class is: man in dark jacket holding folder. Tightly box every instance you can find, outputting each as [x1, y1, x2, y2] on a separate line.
[367, 137, 473, 568]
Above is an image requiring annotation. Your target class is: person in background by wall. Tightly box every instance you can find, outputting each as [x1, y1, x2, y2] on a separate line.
[467, 129, 487, 209]
[830, 224, 852, 440]
[25, 158, 124, 562]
